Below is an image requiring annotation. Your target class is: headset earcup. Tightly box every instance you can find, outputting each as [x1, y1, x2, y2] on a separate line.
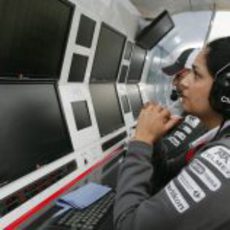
[210, 72, 230, 117]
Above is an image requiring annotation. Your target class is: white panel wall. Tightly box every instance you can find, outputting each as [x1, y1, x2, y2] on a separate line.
[208, 11, 230, 41]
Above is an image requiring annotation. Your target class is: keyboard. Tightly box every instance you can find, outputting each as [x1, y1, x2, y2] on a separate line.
[41, 191, 115, 230]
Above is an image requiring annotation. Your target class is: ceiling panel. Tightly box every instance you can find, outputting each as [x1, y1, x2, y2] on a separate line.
[130, 0, 230, 18]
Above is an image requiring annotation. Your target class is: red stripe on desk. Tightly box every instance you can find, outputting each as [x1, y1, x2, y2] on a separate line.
[5, 146, 123, 230]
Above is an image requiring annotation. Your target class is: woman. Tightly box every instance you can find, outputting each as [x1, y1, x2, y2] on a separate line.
[114, 37, 230, 230]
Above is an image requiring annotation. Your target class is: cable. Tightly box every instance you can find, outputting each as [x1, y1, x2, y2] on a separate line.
[211, 119, 226, 141]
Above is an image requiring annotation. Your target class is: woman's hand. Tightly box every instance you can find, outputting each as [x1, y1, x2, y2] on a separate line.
[133, 102, 181, 145]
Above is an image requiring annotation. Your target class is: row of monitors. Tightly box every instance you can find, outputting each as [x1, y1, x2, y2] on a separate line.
[117, 45, 147, 83]
[69, 21, 147, 83]
[0, 0, 146, 82]
[0, 81, 143, 188]
[71, 83, 143, 135]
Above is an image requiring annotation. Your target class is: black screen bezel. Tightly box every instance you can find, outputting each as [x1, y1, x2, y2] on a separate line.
[0, 0, 75, 79]
[0, 79, 74, 185]
[90, 22, 127, 83]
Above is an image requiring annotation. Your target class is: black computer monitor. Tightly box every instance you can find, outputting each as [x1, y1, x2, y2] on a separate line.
[136, 10, 174, 49]
[90, 23, 126, 82]
[124, 41, 134, 60]
[68, 54, 88, 82]
[121, 95, 131, 114]
[127, 84, 143, 119]
[75, 14, 96, 48]
[71, 100, 92, 130]
[127, 45, 147, 83]
[118, 65, 128, 83]
[0, 0, 74, 78]
[89, 84, 124, 136]
[0, 80, 73, 186]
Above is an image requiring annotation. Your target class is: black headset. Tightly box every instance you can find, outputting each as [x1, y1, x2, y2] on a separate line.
[209, 63, 230, 117]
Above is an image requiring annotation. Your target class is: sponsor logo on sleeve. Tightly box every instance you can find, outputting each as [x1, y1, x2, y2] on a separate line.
[178, 170, 206, 202]
[174, 131, 186, 141]
[165, 181, 189, 213]
[167, 136, 180, 147]
[182, 125, 192, 134]
[189, 159, 221, 191]
[201, 146, 230, 178]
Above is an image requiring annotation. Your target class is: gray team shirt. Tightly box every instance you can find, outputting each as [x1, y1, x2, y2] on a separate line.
[114, 136, 230, 230]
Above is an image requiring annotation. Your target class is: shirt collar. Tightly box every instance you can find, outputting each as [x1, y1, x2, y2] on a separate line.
[190, 120, 230, 148]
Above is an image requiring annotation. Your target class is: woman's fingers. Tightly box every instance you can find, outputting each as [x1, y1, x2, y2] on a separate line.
[143, 101, 151, 109]
[160, 108, 171, 121]
[165, 116, 181, 131]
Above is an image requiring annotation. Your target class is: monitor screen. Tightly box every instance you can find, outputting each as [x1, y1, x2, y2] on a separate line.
[0, 0, 74, 78]
[90, 23, 126, 82]
[136, 10, 174, 49]
[68, 54, 88, 82]
[71, 100, 92, 130]
[127, 84, 143, 119]
[121, 95, 131, 114]
[124, 41, 133, 60]
[127, 45, 146, 83]
[0, 81, 73, 186]
[118, 65, 128, 83]
[76, 14, 96, 48]
[89, 84, 124, 136]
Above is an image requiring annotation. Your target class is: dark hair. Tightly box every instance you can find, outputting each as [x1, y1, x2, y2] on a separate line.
[206, 37, 230, 119]
[206, 36, 230, 77]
